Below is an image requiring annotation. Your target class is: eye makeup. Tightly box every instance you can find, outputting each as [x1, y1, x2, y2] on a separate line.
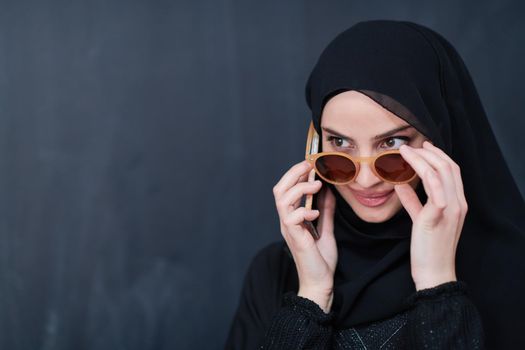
[325, 135, 412, 151]
[321, 125, 414, 142]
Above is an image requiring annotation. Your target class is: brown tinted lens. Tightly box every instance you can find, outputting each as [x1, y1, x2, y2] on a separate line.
[315, 155, 356, 183]
[375, 153, 415, 182]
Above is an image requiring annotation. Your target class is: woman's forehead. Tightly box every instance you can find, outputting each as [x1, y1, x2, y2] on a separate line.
[321, 90, 413, 131]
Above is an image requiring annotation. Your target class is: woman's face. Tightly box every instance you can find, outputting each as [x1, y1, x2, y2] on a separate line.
[320, 90, 428, 223]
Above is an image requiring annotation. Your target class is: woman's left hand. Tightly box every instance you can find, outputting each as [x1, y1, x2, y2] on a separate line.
[394, 141, 468, 291]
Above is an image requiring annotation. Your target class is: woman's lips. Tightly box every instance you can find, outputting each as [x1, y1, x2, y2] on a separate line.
[351, 189, 394, 207]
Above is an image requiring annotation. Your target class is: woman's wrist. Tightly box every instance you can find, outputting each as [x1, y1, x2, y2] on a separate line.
[297, 287, 334, 313]
[414, 272, 457, 291]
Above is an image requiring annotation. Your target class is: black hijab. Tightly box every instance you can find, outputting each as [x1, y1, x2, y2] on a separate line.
[305, 20, 525, 346]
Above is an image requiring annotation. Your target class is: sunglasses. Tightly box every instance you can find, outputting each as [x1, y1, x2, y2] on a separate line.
[305, 121, 418, 185]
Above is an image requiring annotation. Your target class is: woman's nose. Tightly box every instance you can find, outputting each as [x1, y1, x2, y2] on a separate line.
[354, 162, 382, 188]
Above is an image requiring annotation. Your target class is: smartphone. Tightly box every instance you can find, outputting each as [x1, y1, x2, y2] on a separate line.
[302, 122, 320, 240]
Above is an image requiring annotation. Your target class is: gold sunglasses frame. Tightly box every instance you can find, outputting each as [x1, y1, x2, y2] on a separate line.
[305, 121, 418, 185]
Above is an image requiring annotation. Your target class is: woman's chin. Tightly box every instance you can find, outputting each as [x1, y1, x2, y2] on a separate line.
[354, 208, 393, 223]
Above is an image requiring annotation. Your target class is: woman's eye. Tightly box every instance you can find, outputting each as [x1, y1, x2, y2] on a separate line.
[380, 136, 410, 150]
[327, 136, 352, 149]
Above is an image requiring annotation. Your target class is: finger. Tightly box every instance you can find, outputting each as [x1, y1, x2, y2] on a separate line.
[423, 141, 468, 247]
[316, 186, 336, 236]
[411, 147, 459, 208]
[297, 173, 309, 186]
[279, 180, 322, 215]
[317, 185, 336, 215]
[394, 183, 422, 221]
[292, 173, 313, 210]
[315, 187, 337, 265]
[423, 141, 468, 210]
[282, 207, 320, 242]
[273, 160, 313, 198]
[399, 145, 446, 208]
[419, 198, 447, 227]
[294, 172, 313, 210]
[282, 207, 319, 228]
[413, 147, 463, 241]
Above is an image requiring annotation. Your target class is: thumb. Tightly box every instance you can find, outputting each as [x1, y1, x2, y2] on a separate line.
[394, 184, 422, 222]
[316, 186, 336, 236]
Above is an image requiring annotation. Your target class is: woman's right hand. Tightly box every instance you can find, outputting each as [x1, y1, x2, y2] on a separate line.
[272, 160, 337, 313]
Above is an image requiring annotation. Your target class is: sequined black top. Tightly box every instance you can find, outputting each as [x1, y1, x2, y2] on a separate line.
[259, 281, 485, 349]
[225, 242, 486, 349]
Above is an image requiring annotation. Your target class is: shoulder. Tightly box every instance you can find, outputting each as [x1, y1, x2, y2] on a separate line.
[251, 240, 290, 265]
[225, 242, 297, 347]
[241, 240, 297, 295]
[246, 240, 293, 279]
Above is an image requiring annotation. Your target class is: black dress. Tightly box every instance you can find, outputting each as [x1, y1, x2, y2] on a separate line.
[226, 19, 525, 350]
[225, 242, 485, 349]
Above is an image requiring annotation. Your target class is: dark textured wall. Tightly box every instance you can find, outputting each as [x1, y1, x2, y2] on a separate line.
[0, 1, 523, 349]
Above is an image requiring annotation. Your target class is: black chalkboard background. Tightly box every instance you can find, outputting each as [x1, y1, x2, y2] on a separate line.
[0, 1, 523, 349]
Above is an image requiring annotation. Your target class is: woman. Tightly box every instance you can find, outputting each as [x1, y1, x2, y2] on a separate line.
[225, 20, 525, 349]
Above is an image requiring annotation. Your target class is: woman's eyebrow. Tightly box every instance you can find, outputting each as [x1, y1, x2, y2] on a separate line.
[321, 125, 414, 142]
